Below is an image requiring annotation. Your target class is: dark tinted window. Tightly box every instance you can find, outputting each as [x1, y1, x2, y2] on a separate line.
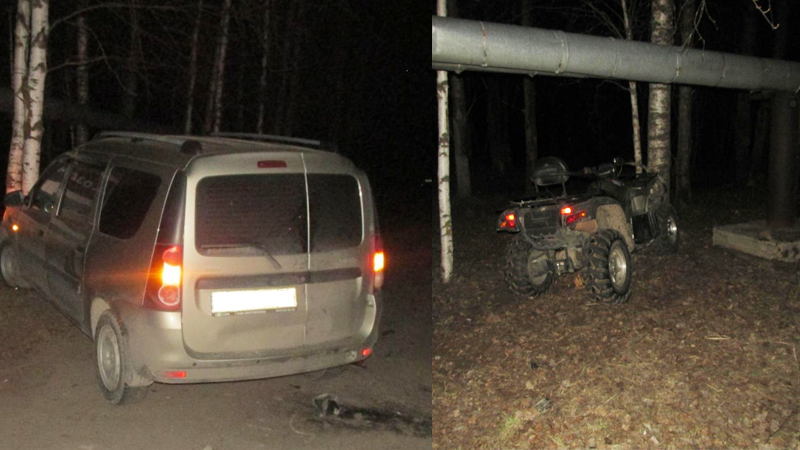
[195, 175, 307, 255]
[99, 167, 162, 239]
[61, 162, 105, 219]
[308, 175, 362, 252]
[30, 160, 68, 213]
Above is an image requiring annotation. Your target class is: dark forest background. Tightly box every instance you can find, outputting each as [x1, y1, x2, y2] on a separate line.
[443, 0, 800, 198]
[0, 1, 434, 200]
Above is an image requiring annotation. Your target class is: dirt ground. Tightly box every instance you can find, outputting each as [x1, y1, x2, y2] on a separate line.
[433, 188, 800, 449]
[0, 194, 431, 450]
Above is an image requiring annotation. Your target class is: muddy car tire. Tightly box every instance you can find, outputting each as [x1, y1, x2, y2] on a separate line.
[584, 229, 632, 304]
[95, 312, 149, 405]
[651, 204, 679, 255]
[0, 243, 29, 289]
[505, 235, 553, 297]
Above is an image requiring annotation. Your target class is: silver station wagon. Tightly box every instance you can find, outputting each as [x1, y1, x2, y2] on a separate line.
[0, 132, 384, 404]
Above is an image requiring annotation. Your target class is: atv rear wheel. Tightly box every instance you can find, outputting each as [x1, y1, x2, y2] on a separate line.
[505, 235, 553, 297]
[652, 204, 679, 254]
[584, 229, 632, 304]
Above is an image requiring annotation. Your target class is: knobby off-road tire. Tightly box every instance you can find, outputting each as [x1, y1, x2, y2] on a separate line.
[505, 235, 553, 297]
[0, 243, 29, 288]
[95, 312, 149, 405]
[651, 204, 679, 255]
[584, 229, 632, 304]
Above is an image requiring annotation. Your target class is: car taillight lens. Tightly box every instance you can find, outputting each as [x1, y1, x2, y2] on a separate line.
[372, 235, 385, 292]
[561, 206, 572, 215]
[145, 244, 183, 311]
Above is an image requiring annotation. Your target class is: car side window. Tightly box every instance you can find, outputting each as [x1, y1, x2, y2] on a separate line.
[60, 161, 105, 220]
[29, 160, 69, 213]
[99, 167, 162, 239]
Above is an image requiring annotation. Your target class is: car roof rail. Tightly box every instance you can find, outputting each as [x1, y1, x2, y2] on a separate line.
[210, 132, 338, 153]
[93, 131, 189, 147]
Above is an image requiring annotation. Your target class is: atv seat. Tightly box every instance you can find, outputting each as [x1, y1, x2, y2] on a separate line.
[532, 157, 569, 186]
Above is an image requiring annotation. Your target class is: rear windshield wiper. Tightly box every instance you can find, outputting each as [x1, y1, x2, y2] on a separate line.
[200, 242, 282, 270]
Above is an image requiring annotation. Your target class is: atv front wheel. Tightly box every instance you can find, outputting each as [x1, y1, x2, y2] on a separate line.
[505, 235, 553, 297]
[652, 204, 679, 254]
[585, 229, 632, 304]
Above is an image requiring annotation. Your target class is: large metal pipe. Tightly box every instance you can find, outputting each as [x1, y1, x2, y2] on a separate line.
[432, 16, 800, 92]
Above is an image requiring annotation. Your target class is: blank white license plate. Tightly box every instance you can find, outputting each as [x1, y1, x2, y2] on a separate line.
[211, 288, 297, 315]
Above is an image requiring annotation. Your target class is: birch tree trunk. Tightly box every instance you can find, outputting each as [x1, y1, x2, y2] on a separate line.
[75, 12, 89, 146]
[647, 0, 674, 195]
[437, 0, 453, 284]
[675, 0, 695, 206]
[22, 0, 48, 195]
[211, 0, 232, 133]
[184, 0, 203, 135]
[521, 0, 538, 194]
[7, 0, 30, 193]
[256, 1, 270, 135]
[449, 0, 470, 198]
[621, 0, 643, 173]
[121, 1, 139, 120]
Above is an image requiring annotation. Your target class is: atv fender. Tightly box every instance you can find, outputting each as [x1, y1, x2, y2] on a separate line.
[596, 204, 634, 251]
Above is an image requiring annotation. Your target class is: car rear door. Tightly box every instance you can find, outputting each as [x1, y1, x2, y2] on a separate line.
[181, 152, 310, 357]
[45, 159, 107, 322]
[304, 171, 369, 346]
[14, 158, 70, 295]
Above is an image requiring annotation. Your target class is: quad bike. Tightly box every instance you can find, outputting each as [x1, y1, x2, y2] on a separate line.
[496, 157, 679, 304]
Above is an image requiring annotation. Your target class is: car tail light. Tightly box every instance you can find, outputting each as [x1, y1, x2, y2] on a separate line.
[561, 206, 573, 215]
[566, 211, 587, 226]
[371, 235, 385, 293]
[361, 347, 373, 358]
[145, 244, 183, 311]
[160, 370, 187, 379]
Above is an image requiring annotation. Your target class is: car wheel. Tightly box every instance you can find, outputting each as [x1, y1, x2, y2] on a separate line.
[95, 312, 149, 405]
[652, 204, 679, 255]
[505, 235, 554, 297]
[584, 229, 632, 304]
[0, 243, 29, 288]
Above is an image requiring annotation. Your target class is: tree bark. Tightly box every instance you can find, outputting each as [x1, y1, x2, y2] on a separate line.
[449, 0, 471, 198]
[521, 0, 538, 194]
[675, 0, 695, 206]
[734, 14, 756, 184]
[184, 0, 203, 135]
[7, 0, 30, 193]
[621, 0, 643, 173]
[22, 0, 48, 195]
[647, 0, 674, 195]
[121, 0, 139, 120]
[211, 0, 232, 133]
[256, 1, 270, 135]
[487, 78, 511, 182]
[75, 11, 89, 146]
[437, 0, 453, 284]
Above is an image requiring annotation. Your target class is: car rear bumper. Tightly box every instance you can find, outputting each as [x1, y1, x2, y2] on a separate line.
[116, 292, 381, 385]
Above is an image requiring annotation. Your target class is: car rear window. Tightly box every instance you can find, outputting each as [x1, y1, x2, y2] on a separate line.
[99, 167, 162, 239]
[195, 174, 363, 255]
[195, 175, 308, 255]
[308, 174, 362, 251]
